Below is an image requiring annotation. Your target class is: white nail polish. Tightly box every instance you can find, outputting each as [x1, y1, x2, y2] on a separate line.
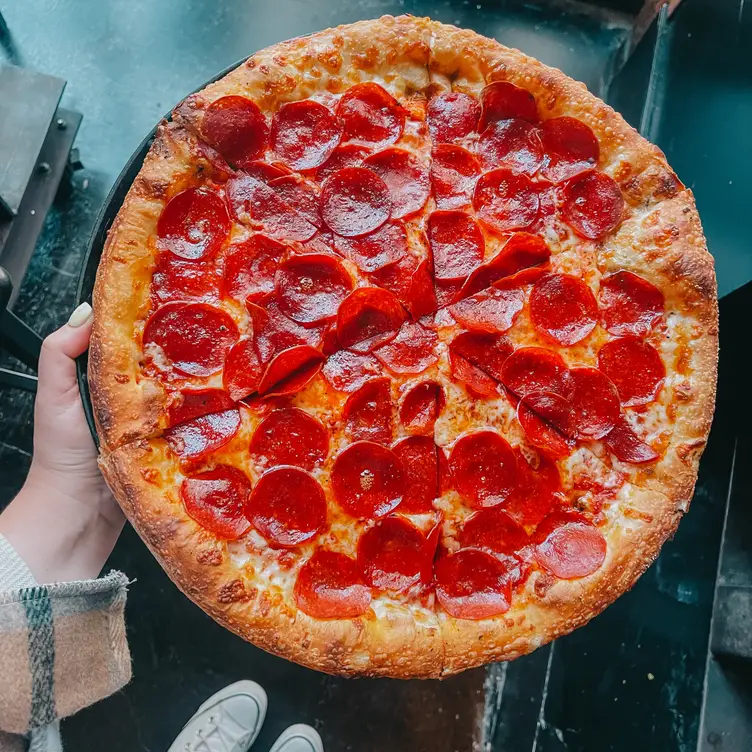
[68, 302, 93, 328]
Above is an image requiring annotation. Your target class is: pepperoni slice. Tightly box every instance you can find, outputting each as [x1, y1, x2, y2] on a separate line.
[168, 388, 235, 427]
[165, 407, 241, 461]
[603, 417, 660, 464]
[428, 210, 485, 283]
[598, 337, 665, 407]
[368, 253, 417, 303]
[336, 287, 406, 353]
[461, 508, 529, 556]
[449, 345, 497, 396]
[473, 169, 539, 234]
[315, 143, 371, 183]
[201, 96, 269, 168]
[332, 221, 408, 272]
[501, 347, 571, 398]
[517, 392, 575, 457]
[275, 253, 353, 325]
[568, 367, 621, 439]
[243, 160, 292, 183]
[458, 232, 551, 299]
[533, 513, 607, 579]
[503, 451, 562, 528]
[449, 286, 524, 334]
[427, 92, 480, 143]
[271, 100, 342, 170]
[222, 337, 264, 401]
[477, 119, 544, 175]
[449, 331, 514, 395]
[373, 321, 438, 375]
[294, 550, 371, 619]
[156, 187, 230, 261]
[181, 465, 252, 540]
[257, 345, 324, 398]
[143, 302, 238, 376]
[247, 299, 327, 362]
[431, 144, 482, 210]
[320, 167, 392, 237]
[337, 83, 405, 147]
[479, 82, 538, 130]
[223, 234, 287, 301]
[153, 252, 221, 303]
[268, 175, 322, 228]
[399, 380, 445, 435]
[393, 436, 439, 514]
[358, 516, 429, 591]
[599, 271, 664, 337]
[343, 377, 393, 444]
[435, 549, 514, 619]
[540, 117, 599, 183]
[449, 430, 518, 508]
[561, 170, 624, 240]
[250, 407, 328, 470]
[321, 349, 381, 392]
[331, 441, 405, 519]
[226, 174, 317, 242]
[362, 148, 430, 220]
[530, 274, 597, 346]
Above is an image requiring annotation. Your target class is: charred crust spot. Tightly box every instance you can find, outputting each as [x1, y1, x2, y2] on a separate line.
[674, 380, 693, 401]
[142, 177, 170, 200]
[196, 548, 223, 566]
[654, 172, 682, 199]
[114, 373, 130, 384]
[534, 573, 556, 598]
[111, 255, 128, 264]
[653, 224, 681, 249]
[217, 579, 250, 604]
[677, 439, 706, 463]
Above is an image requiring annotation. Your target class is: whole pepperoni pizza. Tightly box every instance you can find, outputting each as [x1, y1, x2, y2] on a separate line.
[90, 16, 718, 677]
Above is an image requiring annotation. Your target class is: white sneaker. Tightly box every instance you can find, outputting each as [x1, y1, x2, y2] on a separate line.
[268, 724, 324, 752]
[167, 680, 268, 752]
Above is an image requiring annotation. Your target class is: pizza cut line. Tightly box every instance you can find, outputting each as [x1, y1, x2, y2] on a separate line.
[91, 15, 718, 678]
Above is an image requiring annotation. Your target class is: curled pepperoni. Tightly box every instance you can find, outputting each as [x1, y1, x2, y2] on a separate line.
[257, 345, 324, 398]
[143, 302, 238, 376]
[393, 436, 439, 514]
[337, 82, 405, 147]
[153, 252, 221, 303]
[247, 467, 327, 547]
[331, 441, 405, 519]
[243, 160, 292, 183]
[222, 337, 263, 401]
[598, 337, 665, 407]
[458, 232, 551, 299]
[428, 210, 485, 283]
[501, 347, 571, 398]
[373, 321, 438, 375]
[530, 274, 597, 346]
[435, 549, 514, 619]
[275, 253, 353, 325]
[181, 465, 252, 540]
[332, 221, 408, 272]
[449, 286, 524, 334]
[247, 300, 327, 362]
[461, 508, 529, 556]
[533, 513, 607, 579]
[363, 148, 430, 219]
[449, 430, 518, 508]
[427, 92, 480, 143]
[603, 417, 660, 464]
[477, 119, 543, 175]
[250, 407, 328, 470]
[223, 234, 287, 301]
[431, 144, 481, 210]
[503, 452, 562, 528]
[321, 350, 381, 392]
[517, 392, 575, 457]
[226, 174, 317, 242]
[320, 167, 392, 237]
[268, 175, 322, 228]
[157, 187, 230, 261]
[561, 170, 624, 240]
[168, 388, 235, 427]
[201, 96, 269, 168]
[540, 117, 599, 183]
[271, 100, 342, 170]
[399, 381, 445, 435]
[343, 377, 393, 444]
[406, 259, 439, 319]
[599, 271, 664, 337]
[336, 287, 406, 353]
[479, 81, 538, 130]
[449, 331, 513, 395]
[473, 169, 539, 234]
[165, 407, 241, 461]
[358, 516, 429, 591]
[294, 550, 371, 619]
[568, 367, 621, 439]
[315, 143, 371, 182]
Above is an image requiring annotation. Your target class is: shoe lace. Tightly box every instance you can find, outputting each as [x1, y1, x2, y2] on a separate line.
[183, 708, 253, 752]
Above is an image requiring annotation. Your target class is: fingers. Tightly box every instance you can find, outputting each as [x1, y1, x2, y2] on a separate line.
[38, 303, 94, 393]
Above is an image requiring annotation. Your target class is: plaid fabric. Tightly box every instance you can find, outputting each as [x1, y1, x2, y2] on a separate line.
[0, 536, 131, 751]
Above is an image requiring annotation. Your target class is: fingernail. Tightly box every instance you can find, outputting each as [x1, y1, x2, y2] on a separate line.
[68, 302, 93, 328]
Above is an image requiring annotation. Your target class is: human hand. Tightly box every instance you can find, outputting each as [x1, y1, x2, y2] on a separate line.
[0, 303, 125, 583]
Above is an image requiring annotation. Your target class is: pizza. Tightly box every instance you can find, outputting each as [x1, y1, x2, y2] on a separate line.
[90, 15, 718, 678]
